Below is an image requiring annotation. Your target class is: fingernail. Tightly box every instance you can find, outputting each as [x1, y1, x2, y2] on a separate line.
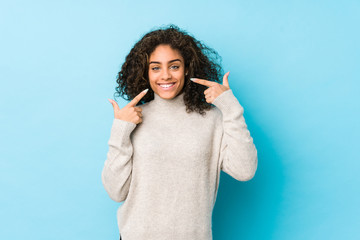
[143, 88, 149, 93]
[108, 98, 112, 103]
[190, 78, 196, 81]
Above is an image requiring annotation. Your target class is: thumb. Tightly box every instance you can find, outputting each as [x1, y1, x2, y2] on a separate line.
[222, 71, 230, 88]
[108, 98, 120, 112]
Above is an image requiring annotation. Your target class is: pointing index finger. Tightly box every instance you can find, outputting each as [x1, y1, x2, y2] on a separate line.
[127, 89, 149, 107]
[190, 78, 216, 87]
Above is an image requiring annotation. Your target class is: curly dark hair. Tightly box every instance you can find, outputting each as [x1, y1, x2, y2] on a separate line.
[114, 24, 224, 116]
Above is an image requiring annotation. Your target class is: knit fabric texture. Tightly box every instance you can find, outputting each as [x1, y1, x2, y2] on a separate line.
[101, 89, 258, 240]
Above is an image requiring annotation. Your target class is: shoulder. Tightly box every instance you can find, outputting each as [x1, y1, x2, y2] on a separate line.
[201, 105, 223, 123]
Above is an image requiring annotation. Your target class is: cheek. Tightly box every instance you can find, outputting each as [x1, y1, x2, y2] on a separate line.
[148, 72, 156, 84]
[174, 70, 185, 79]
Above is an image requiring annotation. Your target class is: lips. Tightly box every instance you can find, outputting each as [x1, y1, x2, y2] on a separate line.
[158, 82, 176, 90]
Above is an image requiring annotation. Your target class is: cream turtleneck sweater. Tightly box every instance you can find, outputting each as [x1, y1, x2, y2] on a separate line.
[101, 89, 258, 240]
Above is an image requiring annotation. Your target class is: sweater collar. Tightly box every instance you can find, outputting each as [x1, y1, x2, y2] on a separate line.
[152, 90, 186, 110]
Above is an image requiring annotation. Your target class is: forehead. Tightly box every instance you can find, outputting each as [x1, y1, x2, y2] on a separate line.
[149, 44, 183, 61]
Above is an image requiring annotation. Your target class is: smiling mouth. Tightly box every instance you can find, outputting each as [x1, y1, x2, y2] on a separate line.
[158, 82, 176, 89]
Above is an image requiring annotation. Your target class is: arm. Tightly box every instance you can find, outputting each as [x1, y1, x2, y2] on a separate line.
[101, 118, 137, 202]
[212, 89, 258, 181]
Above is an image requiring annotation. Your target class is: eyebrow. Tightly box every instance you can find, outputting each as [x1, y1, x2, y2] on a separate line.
[149, 59, 182, 65]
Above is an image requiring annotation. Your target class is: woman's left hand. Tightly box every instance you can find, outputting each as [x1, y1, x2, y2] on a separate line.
[190, 72, 231, 103]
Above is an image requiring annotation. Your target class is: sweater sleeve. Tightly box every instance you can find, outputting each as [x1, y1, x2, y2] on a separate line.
[101, 118, 137, 202]
[212, 89, 258, 181]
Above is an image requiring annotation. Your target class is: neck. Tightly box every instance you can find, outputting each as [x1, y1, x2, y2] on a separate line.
[152, 91, 186, 111]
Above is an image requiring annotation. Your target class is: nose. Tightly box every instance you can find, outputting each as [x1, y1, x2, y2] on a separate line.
[161, 68, 171, 80]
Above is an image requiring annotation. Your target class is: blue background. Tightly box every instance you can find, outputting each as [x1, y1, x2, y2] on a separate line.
[1, 0, 359, 239]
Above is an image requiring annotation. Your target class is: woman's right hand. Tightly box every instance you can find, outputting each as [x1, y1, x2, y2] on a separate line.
[108, 89, 149, 125]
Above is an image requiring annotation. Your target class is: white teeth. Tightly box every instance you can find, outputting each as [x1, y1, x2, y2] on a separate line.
[159, 83, 175, 88]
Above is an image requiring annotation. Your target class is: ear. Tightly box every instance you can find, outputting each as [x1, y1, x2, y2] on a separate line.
[185, 67, 189, 76]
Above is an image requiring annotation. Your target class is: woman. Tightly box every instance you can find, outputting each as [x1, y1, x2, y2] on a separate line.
[102, 25, 258, 240]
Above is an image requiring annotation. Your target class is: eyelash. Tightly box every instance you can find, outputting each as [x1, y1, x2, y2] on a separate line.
[151, 65, 180, 71]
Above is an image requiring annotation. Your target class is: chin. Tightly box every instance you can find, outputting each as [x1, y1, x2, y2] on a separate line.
[158, 92, 177, 99]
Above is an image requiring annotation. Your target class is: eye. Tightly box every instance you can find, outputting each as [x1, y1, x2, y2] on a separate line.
[151, 66, 160, 71]
[170, 65, 180, 70]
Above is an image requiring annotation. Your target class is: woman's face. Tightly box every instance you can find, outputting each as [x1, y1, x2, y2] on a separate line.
[148, 44, 186, 100]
